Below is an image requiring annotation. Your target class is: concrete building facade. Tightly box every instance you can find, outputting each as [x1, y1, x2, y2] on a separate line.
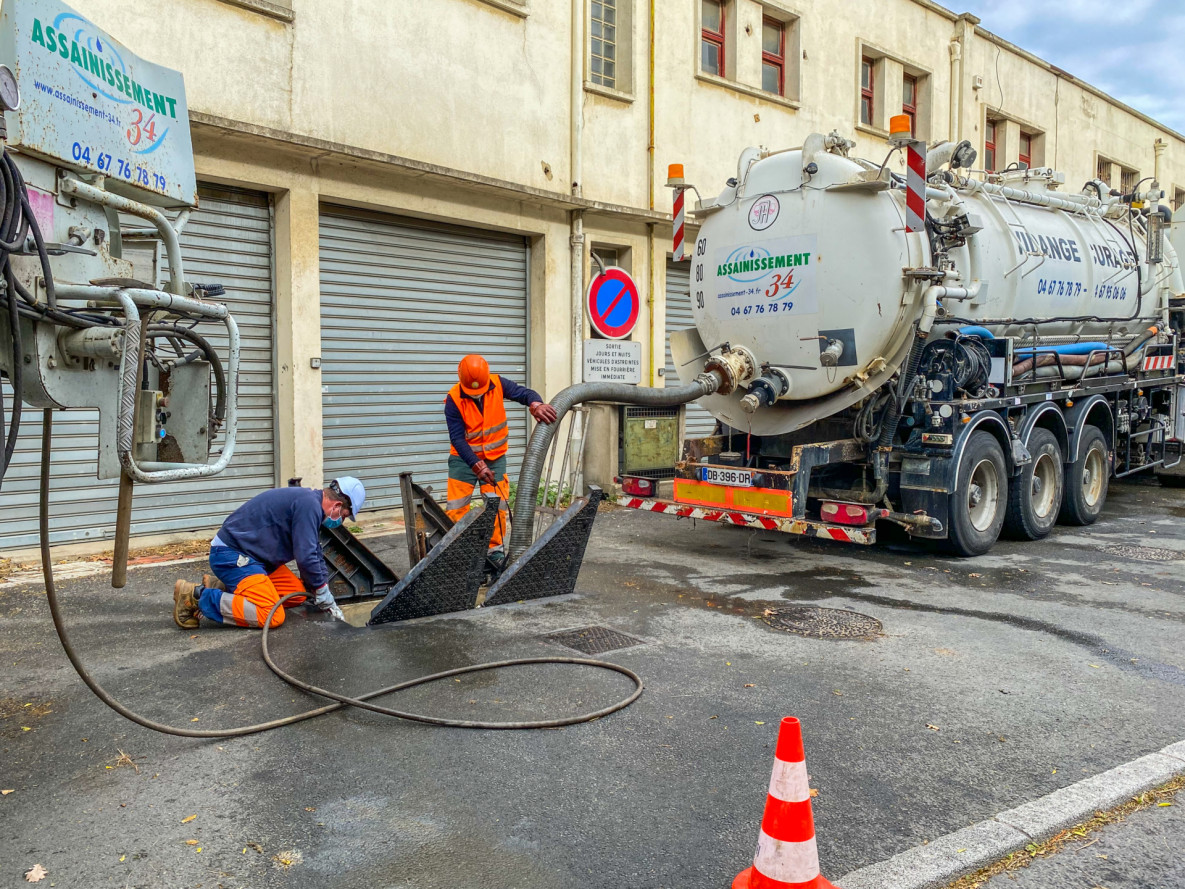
[7, 0, 1185, 550]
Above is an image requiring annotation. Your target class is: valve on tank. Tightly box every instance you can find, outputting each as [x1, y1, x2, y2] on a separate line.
[703, 345, 759, 396]
[819, 339, 845, 368]
[740, 367, 792, 413]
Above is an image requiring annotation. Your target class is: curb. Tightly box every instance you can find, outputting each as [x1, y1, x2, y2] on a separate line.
[837, 739, 1185, 889]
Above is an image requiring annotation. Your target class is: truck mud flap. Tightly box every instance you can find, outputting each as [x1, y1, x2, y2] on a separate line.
[320, 524, 400, 602]
[483, 486, 602, 608]
[368, 494, 499, 625]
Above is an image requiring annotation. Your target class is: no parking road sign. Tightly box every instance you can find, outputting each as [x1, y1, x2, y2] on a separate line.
[586, 267, 640, 340]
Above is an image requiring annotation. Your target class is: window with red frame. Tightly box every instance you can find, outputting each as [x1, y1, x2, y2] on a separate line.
[702, 0, 725, 76]
[1019, 133, 1032, 169]
[860, 57, 874, 125]
[902, 74, 917, 136]
[984, 119, 997, 172]
[761, 17, 784, 95]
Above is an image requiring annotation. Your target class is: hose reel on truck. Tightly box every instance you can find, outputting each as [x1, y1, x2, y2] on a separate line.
[620, 125, 1184, 555]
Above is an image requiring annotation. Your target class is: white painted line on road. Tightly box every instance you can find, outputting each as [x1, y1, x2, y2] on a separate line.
[838, 739, 1185, 889]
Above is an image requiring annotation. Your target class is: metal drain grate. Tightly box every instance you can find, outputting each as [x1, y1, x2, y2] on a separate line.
[1099, 544, 1184, 562]
[763, 606, 882, 640]
[543, 625, 644, 655]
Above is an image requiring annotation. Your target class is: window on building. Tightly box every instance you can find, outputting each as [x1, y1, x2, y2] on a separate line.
[761, 16, 785, 95]
[590, 1, 617, 89]
[592, 246, 619, 271]
[1173, 188, 1185, 212]
[1097, 157, 1112, 186]
[984, 120, 997, 172]
[860, 57, 875, 126]
[1018, 132, 1032, 170]
[900, 74, 917, 136]
[1120, 167, 1139, 194]
[701, 0, 725, 77]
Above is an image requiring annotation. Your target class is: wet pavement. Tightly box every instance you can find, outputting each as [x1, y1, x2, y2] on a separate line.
[1, 477, 1183, 888]
[981, 796, 1185, 889]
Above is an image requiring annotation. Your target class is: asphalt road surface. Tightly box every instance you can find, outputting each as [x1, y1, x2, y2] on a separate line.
[1, 477, 1182, 888]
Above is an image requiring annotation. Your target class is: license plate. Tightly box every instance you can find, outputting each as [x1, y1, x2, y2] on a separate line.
[700, 466, 753, 487]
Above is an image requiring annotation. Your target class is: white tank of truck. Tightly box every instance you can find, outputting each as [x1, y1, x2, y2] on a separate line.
[672, 134, 1183, 435]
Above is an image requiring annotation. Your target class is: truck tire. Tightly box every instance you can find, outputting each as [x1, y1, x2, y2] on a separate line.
[1060, 425, 1109, 526]
[945, 431, 1008, 557]
[1003, 428, 1063, 540]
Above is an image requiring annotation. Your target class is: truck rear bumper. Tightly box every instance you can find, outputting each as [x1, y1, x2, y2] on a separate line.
[619, 496, 876, 545]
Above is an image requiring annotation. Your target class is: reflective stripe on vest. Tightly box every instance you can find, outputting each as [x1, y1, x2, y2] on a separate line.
[448, 374, 510, 461]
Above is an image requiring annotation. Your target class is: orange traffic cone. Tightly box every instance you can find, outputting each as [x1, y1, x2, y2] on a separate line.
[732, 717, 840, 889]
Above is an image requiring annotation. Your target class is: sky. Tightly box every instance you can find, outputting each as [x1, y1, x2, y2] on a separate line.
[952, 0, 1185, 133]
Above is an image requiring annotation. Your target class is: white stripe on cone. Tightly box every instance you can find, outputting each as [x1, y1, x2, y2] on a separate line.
[753, 828, 821, 885]
[767, 758, 810, 803]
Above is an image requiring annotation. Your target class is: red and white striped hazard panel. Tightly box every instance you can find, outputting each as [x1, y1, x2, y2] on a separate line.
[620, 497, 874, 545]
[1141, 353, 1174, 372]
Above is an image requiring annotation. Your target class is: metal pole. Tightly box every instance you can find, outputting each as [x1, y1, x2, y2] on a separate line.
[111, 317, 149, 589]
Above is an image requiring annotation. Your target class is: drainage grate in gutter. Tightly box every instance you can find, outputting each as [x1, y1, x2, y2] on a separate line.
[1099, 544, 1184, 562]
[542, 625, 645, 655]
[763, 606, 882, 640]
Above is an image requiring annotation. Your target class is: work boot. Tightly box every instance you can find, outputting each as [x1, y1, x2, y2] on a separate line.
[173, 579, 200, 629]
[202, 574, 227, 592]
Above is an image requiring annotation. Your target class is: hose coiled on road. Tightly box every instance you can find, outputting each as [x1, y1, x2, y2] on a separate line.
[507, 374, 722, 561]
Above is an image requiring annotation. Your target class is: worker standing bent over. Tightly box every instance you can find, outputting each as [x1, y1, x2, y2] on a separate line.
[171, 477, 366, 629]
[445, 355, 556, 574]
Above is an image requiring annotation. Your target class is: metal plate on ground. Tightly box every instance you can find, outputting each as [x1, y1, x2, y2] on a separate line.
[368, 495, 498, 625]
[1098, 544, 1184, 562]
[763, 606, 882, 640]
[543, 625, 644, 656]
[483, 487, 603, 608]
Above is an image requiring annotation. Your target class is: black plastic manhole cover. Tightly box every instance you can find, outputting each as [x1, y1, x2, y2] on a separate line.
[543, 625, 644, 655]
[763, 606, 882, 639]
[1099, 544, 1183, 562]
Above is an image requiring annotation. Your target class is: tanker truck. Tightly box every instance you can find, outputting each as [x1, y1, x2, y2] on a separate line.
[621, 127, 1185, 556]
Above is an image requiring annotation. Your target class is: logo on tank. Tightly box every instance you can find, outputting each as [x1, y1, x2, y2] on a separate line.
[712, 235, 819, 316]
[748, 195, 780, 231]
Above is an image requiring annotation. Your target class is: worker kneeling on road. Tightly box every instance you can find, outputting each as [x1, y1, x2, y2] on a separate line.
[445, 355, 556, 573]
[172, 477, 367, 629]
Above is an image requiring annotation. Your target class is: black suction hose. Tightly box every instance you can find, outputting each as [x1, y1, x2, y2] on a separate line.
[508, 375, 722, 561]
[38, 409, 643, 737]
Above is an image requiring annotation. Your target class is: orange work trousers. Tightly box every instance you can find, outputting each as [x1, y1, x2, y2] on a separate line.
[445, 454, 509, 551]
[221, 565, 308, 628]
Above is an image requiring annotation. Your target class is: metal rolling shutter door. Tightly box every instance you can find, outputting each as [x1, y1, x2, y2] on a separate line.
[0, 185, 277, 549]
[319, 207, 529, 511]
[664, 261, 717, 438]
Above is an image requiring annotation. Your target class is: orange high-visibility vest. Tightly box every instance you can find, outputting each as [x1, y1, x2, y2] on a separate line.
[447, 374, 510, 461]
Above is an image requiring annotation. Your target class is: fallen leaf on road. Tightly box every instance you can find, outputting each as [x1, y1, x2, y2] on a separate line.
[833, 690, 843, 696]
[968, 573, 981, 578]
[1100, 581, 1118, 585]
[181, 814, 197, 824]
[755, 721, 765, 725]
[190, 718, 199, 723]
[185, 840, 198, 846]
[1, 790, 13, 795]
[709, 715, 718, 719]
[20, 726, 31, 732]
[725, 661, 731, 666]
[744, 684, 755, 688]
[119, 855, 125, 862]
[1158, 802, 1172, 807]
[809, 788, 819, 798]
[1089, 664, 1102, 669]
[926, 724, 940, 731]
[246, 843, 264, 853]
[762, 608, 776, 617]
[24, 864, 47, 883]
[304, 807, 316, 812]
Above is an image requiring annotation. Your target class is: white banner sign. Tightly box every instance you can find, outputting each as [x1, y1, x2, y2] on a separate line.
[583, 339, 641, 384]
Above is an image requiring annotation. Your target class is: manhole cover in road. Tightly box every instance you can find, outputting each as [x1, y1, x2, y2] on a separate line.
[1099, 544, 1184, 562]
[763, 606, 882, 640]
[543, 625, 645, 655]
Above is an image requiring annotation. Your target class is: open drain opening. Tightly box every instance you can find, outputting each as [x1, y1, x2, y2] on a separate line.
[1098, 544, 1183, 562]
[543, 625, 645, 655]
[763, 606, 883, 640]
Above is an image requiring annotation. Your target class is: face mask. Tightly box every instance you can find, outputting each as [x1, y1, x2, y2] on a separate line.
[323, 516, 343, 529]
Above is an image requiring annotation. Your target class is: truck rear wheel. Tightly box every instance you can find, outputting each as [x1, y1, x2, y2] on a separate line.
[1003, 428, 1063, 540]
[1060, 425, 1109, 526]
[945, 431, 1007, 557]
